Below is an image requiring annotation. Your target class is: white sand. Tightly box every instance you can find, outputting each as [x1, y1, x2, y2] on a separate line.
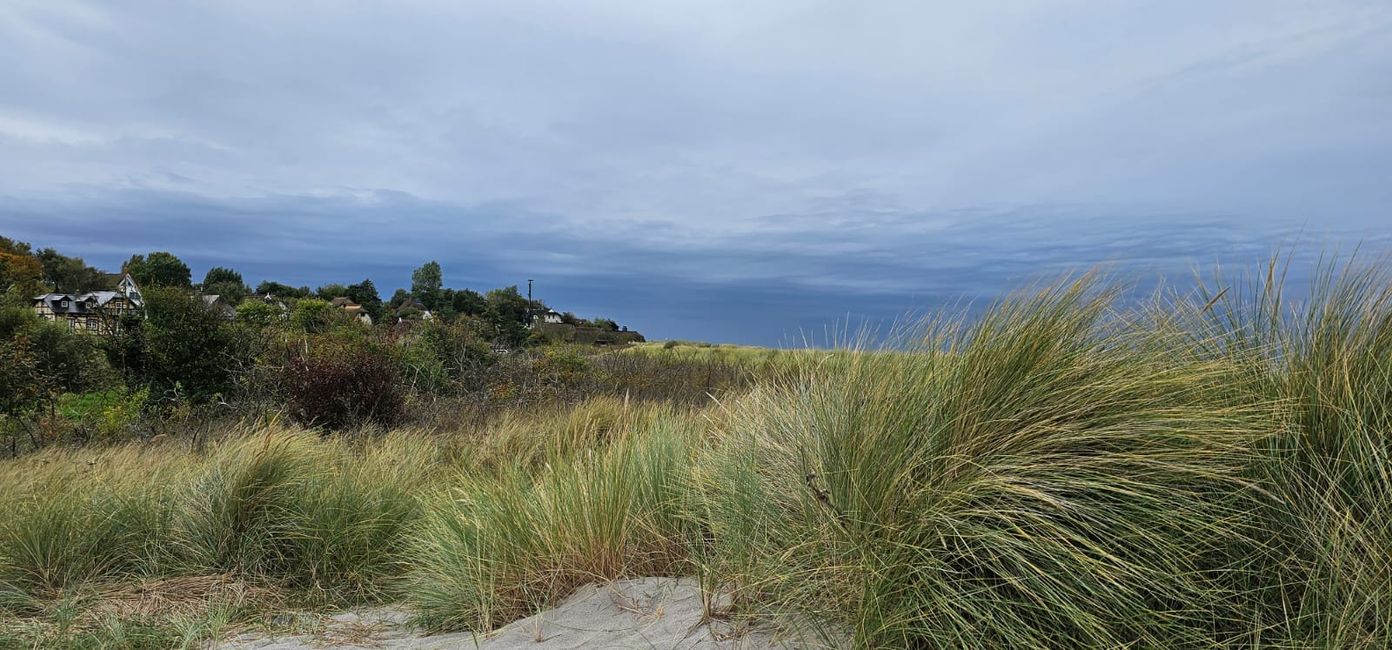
[216, 577, 839, 649]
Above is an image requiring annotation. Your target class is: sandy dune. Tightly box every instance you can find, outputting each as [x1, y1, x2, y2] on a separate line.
[217, 577, 838, 649]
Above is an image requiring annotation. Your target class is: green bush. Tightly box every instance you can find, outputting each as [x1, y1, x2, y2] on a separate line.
[143, 286, 238, 401]
[289, 299, 346, 334]
[234, 300, 282, 328]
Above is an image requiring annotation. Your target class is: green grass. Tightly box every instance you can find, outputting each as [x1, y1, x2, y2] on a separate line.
[407, 415, 696, 631]
[1174, 257, 1392, 647]
[698, 277, 1271, 646]
[2, 260, 1391, 648]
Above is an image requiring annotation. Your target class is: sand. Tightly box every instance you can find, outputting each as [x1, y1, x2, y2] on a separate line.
[215, 577, 839, 649]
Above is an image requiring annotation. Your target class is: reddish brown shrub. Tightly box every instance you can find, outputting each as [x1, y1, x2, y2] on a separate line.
[284, 341, 404, 430]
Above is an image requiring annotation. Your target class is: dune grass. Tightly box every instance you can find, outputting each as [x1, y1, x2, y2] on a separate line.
[1174, 257, 1392, 647]
[407, 416, 697, 631]
[697, 277, 1272, 647]
[1, 261, 1390, 648]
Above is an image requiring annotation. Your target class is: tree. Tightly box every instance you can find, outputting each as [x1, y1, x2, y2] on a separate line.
[346, 279, 384, 324]
[593, 318, 620, 332]
[316, 283, 350, 300]
[37, 248, 107, 293]
[201, 267, 249, 305]
[254, 281, 312, 299]
[485, 285, 531, 347]
[142, 286, 235, 400]
[0, 237, 43, 305]
[203, 267, 242, 286]
[0, 313, 113, 427]
[411, 261, 443, 311]
[123, 251, 191, 288]
[450, 288, 487, 317]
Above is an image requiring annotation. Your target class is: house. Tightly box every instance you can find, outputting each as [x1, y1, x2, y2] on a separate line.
[32, 273, 143, 332]
[536, 308, 563, 325]
[392, 297, 431, 324]
[330, 296, 374, 325]
[201, 294, 236, 320]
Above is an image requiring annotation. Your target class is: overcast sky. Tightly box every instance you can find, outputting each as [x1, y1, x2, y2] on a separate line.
[2, 1, 1389, 343]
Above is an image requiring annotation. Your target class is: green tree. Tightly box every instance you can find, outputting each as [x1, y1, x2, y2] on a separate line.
[37, 248, 107, 293]
[485, 285, 531, 347]
[316, 283, 350, 300]
[142, 286, 235, 400]
[0, 308, 42, 426]
[123, 251, 191, 288]
[201, 267, 250, 305]
[346, 279, 384, 324]
[450, 288, 487, 317]
[202, 267, 242, 286]
[254, 281, 312, 299]
[0, 237, 43, 306]
[100, 311, 147, 385]
[593, 317, 620, 332]
[0, 313, 113, 428]
[411, 261, 443, 311]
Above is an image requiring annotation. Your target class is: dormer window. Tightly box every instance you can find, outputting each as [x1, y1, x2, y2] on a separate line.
[59, 299, 70, 309]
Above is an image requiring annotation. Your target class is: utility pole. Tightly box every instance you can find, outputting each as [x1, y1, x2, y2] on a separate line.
[527, 279, 533, 327]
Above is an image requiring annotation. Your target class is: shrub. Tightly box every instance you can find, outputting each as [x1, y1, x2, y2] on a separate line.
[289, 299, 346, 334]
[143, 286, 237, 401]
[284, 340, 404, 430]
[402, 321, 496, 394]
[234, 300, 282, 328]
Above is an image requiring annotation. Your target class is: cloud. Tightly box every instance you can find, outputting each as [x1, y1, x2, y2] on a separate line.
[1, 1, 1390, 342]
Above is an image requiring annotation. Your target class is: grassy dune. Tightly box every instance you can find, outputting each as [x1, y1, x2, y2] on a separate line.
[3, 262, 1391, 648]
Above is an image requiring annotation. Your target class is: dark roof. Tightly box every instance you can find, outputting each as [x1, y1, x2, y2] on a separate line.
[34, 288, 140, 314]
[34, 293, 96, 314]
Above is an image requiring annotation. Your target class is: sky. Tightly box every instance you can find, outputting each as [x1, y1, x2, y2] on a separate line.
[1, 1, 1389, 344]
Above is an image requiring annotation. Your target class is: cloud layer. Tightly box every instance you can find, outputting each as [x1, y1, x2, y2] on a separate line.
[2, 1, 1389, 343]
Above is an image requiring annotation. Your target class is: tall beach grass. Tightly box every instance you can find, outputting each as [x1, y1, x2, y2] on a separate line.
[1, 260, 1390, 648]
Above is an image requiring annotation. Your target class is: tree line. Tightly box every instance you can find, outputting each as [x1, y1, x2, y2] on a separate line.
[0, 236, 633, 451]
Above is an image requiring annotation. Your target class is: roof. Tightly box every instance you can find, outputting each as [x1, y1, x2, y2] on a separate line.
[85, 291, 123, 307]
[331, 296, 358, 307]
[33, 293, 93, 314]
